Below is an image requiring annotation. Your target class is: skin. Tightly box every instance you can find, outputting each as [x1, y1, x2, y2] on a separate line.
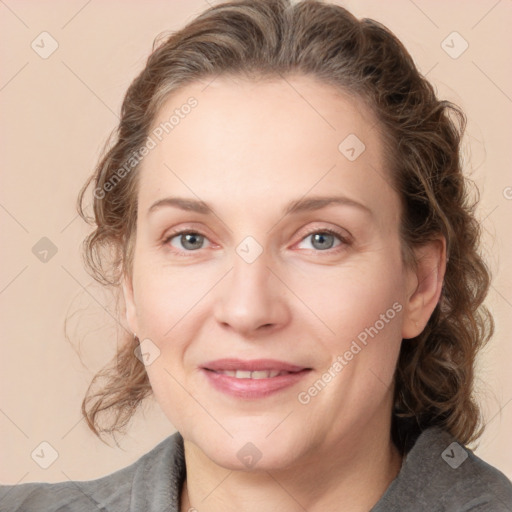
[122, 75, 446, 511]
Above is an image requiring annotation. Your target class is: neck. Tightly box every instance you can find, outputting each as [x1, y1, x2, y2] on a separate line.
[180, 421, 402, 512]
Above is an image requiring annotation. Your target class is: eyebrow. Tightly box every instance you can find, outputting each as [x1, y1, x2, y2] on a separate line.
[148, 195, 372, 217]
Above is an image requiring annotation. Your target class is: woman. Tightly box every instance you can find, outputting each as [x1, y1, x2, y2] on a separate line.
[1, 0, 511, 510]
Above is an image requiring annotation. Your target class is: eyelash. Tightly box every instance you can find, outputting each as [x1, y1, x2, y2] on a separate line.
[162, 227, 351, 256]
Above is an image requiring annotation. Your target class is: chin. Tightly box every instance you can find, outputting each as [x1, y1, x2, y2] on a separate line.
[190, 427, 304, 472]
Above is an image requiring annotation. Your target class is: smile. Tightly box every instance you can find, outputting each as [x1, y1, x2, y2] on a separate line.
[200, 360, 312, 399]
[211, 369, 291, 379]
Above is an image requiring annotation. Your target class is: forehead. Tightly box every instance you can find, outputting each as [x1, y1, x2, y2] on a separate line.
[137, 75, 396, 221]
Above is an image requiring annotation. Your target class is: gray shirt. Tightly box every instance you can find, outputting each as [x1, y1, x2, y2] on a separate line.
[1, 427, 511, 511]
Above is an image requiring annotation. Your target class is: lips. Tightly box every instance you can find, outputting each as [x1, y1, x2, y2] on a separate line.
[214, 369, 284, 379]
[201, 358, 312, 399]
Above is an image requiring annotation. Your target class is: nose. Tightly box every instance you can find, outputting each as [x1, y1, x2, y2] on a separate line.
[212, 250, 290, 338]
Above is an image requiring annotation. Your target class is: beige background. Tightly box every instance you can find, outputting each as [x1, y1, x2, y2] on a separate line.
[1, 0, 511, 485]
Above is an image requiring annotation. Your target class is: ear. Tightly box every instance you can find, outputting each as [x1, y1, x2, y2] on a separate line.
[402, 236, 447, 339]
[121, 271, 139, 335]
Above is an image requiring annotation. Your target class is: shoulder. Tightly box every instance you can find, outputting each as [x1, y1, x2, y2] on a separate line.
[0, 431, 185, 512]
[372, 427, 512, 511]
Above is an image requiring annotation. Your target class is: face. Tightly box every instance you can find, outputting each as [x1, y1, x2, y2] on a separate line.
[123, 75, 419, 470]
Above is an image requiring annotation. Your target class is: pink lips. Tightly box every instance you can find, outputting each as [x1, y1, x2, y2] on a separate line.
[201, 358, 312, 399]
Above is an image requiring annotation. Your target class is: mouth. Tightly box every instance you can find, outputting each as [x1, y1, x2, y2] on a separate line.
[202, 358, 311, 375]
[201, 358, 312, 399]
[204, 369, 297, 379]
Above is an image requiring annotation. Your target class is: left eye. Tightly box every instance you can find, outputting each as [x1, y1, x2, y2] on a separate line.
[297, 230, 344, 251]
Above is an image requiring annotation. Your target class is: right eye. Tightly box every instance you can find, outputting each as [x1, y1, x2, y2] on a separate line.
[164, 230, 212, 255]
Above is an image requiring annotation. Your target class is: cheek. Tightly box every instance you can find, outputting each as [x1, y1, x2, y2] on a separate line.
[299, 269, 404, 415]
[289, 258, 405, 339]
[135, 268, 204, 429]
[132, 264, 210, 339]
[289, 256, 406, 392]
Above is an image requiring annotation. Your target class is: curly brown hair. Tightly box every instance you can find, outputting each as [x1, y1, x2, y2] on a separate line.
[77, 0, 494, 450]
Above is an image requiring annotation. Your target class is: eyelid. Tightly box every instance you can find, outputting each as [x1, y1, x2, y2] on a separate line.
[297, 225, 352, 245]
[161, 222, 213, 244]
